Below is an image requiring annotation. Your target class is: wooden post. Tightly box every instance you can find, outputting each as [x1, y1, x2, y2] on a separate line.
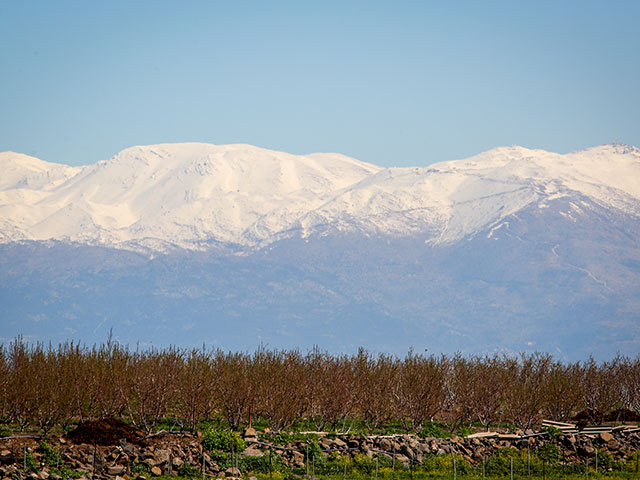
[595, 449, 598, 474]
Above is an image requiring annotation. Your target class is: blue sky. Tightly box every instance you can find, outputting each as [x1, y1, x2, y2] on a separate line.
[1, 0, 639, 167]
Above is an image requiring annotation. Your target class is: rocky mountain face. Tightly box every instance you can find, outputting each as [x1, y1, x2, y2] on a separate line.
[1, 143, 639, 359]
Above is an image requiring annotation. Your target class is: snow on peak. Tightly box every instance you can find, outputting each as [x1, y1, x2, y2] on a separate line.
[0, 143, 638, 251]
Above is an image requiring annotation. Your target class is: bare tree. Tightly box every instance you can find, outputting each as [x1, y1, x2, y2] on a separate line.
[394, 351, 449, 431]
[540, 359, 584, 422]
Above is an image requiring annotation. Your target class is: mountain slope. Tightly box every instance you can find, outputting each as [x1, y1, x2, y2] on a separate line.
[0, 142, 639, 359]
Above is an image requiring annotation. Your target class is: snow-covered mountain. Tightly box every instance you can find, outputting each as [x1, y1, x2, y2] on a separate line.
[1, 142, 639, 252]
[1, 142, 639, 359]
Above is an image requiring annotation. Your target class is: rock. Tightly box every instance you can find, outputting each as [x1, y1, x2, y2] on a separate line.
[172, 457, 184, 468]
[107, 465, 126, 476]
[150, 466, 162, 476]
[319, 438, 333, 449]
[154, 449, 171, 465]
[242, 446, 264, 457]
[115, 476, 128, 480]
[249, 476, 258, 480]
[39, 470, 50, 479]
[142, 458, 156, 468]
[578, 444, 595, 456]
[607, 439, 620, 451]
[0, 451, 13, 465]
[225, 466, 241, 477]
[49, 474, 62, 480]
[243, 428, 257, 439]
[600, 432, 613, 443]
[379, 438, 394, 451]
[290, 450, 305, 468]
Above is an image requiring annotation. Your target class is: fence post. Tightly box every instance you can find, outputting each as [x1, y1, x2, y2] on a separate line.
[453, 455, 457, 480]
[595, 449, 598, 474]
[392, 443, 396, 471]
[585, 458, 589, 480]
[482, 455, 485, 480]
[343, 453, 347, 480]
[92, 443, 96, 480]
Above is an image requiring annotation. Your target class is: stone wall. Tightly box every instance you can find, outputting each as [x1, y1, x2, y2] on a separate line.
[1, 430, 639, 480]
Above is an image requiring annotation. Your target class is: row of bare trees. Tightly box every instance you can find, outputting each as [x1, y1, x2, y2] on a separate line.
[1, 338, 638, 434]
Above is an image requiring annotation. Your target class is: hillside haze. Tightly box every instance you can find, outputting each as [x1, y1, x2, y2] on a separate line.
[1, 143, 639, 359]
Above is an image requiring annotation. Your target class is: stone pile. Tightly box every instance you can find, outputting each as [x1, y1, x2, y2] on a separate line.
[1, 428, 639, 480]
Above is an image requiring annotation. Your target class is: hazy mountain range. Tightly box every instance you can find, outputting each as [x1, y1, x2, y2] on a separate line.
[1, 142, 639, 359]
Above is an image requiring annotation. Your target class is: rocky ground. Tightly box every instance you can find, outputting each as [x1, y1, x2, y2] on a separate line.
[1, 421, 639, 480]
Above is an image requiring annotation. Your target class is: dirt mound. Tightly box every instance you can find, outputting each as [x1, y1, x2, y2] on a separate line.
[66, 418, 143, 446]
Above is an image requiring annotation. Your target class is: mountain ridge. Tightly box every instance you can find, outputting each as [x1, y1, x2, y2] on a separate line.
[1, 142, 638, 253]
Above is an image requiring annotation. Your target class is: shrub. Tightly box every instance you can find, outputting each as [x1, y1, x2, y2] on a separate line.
[537, 443, 561, 465]
[544, 425, 562, 441]
[51, 467, 82, 480]
[202, 428, 246, 453]
[623, 450, 640, 472]
[23, 451, 38, 472]
[179, 461, 199, 477]
[38, 440, 61, 467]
[484, 448, 522, 476]
[418, 422, 449, 438]
[422, 453, 471, 475]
